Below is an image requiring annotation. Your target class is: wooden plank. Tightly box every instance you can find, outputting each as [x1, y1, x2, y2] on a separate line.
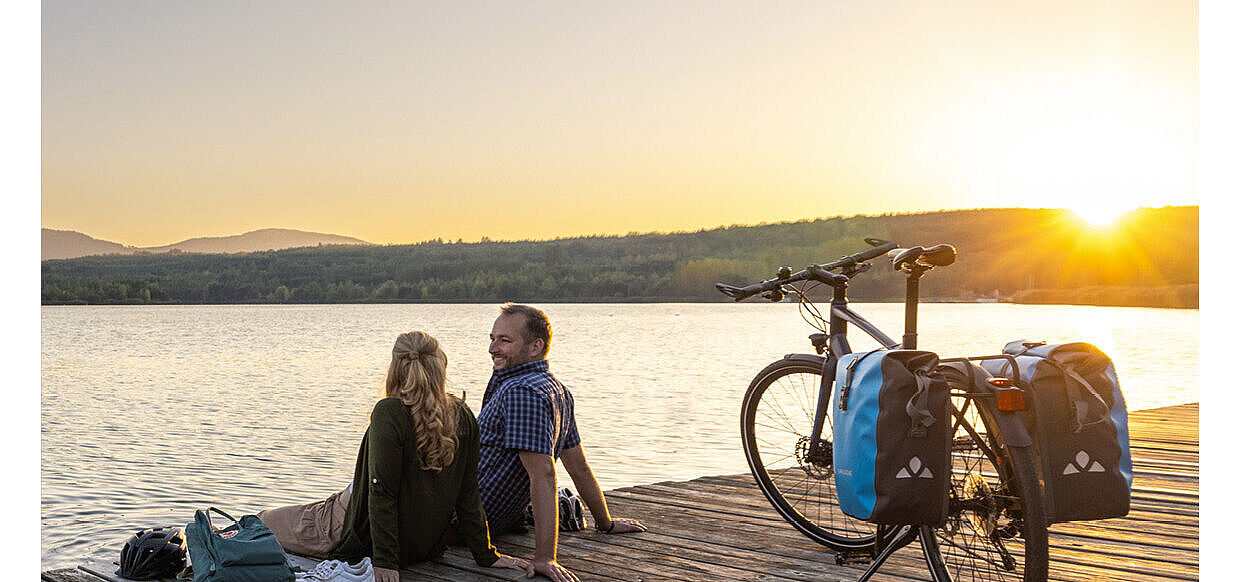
[42, 570, 108, 582]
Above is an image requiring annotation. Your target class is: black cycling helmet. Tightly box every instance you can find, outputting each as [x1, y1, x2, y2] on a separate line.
[116, 526, 187, 580]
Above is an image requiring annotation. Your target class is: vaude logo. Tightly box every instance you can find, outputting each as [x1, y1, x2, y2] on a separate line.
[895, 456, 934, 479]
[1062, 450, 1106, 475]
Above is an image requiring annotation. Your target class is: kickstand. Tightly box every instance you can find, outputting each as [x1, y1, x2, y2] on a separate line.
[917, 525, 953, 582]
[854, 525, 918, 582]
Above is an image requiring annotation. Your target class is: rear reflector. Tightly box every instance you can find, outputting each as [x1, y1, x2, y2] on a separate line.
[995, 388, 1026, 411]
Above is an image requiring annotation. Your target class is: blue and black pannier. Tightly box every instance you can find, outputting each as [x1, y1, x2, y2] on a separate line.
[831, 349, 951, 526]
[983, 340, 1132, 523]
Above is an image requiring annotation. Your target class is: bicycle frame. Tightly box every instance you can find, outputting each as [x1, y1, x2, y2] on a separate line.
[805, 265, 1032, 455]
[806, 269, 909, 454]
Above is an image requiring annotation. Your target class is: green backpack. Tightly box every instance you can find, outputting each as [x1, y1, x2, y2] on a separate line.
[184, 507, 294, 582]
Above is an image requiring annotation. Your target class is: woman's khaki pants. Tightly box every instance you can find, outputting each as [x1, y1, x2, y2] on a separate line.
[257, 487, 351, 558]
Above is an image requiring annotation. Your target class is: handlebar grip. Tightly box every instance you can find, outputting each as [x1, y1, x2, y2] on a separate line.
[715, 280, 776, 301]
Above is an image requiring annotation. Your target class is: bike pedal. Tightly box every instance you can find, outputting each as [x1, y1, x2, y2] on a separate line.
[834, 551, 875, 565]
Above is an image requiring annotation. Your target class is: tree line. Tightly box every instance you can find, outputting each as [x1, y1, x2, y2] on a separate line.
[41, 207, 1198, 307]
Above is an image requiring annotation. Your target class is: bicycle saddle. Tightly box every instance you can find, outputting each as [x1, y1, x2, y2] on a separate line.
[889, 244, 957, 270]
[921, 244, 956, 266]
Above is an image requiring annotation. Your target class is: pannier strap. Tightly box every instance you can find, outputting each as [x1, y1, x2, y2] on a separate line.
[1008, 341, 1112, 434]
[906, 369, 937, 438]
[839, 349, 884, 411]
[1057, 357, 1111, 433]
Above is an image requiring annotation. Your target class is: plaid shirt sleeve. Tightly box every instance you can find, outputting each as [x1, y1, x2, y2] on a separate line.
[562, 391, 581, 451]
[499, 384, 556, 455]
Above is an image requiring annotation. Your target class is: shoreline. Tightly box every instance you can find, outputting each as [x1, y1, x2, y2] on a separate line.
[40, 297, 1200, 309]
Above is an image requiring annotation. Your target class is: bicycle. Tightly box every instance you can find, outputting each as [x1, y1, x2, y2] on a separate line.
[717, 238, 1049, 582]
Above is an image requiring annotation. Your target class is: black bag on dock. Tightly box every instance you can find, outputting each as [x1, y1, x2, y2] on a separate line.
[982, 340, 1132, 523]
[184, 507, 294, 582]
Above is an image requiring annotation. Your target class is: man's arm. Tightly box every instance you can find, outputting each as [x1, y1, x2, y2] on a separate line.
[559, 445, 647, 534]
[518, 451, 580, 582]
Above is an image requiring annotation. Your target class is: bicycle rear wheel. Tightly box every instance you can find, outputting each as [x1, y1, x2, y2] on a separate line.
[926, 380, 1049, 581]
[740, 357, 887, 550]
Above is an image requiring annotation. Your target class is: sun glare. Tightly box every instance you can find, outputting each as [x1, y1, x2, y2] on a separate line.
[1072, 205, 1131, 227]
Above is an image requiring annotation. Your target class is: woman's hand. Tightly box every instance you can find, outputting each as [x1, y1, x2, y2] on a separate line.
[374, 565, 401, 582]
[491, 554, 534, 577]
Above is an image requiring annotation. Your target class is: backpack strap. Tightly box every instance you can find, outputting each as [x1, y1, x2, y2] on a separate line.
[205, 507, 240, 530]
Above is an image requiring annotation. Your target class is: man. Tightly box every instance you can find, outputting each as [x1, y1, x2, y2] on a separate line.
[477, 303, 646, 582]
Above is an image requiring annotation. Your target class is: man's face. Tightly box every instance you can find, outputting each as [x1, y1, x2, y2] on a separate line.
[489, 313, 543, 370]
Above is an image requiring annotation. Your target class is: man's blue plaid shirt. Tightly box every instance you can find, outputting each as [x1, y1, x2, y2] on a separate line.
[477, 359, 581, 532]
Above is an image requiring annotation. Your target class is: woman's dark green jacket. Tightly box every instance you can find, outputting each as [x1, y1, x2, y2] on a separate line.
[329, 397, 500, 570]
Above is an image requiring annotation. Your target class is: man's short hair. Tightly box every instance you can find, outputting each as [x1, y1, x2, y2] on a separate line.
[500, 303, 552, 358]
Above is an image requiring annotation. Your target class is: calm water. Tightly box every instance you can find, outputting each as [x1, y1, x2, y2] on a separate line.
[41, 303, 1198, 570]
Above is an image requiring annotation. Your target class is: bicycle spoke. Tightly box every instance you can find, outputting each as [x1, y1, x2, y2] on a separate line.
[742, 362, 878, 549]
[928, 385, 1046, 582]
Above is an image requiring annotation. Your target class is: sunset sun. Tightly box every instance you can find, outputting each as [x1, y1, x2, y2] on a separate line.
[1072, 204, 1132, 226]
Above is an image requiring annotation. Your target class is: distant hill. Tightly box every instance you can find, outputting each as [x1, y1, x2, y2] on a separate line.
[41, 229, 131, 260]
[41, 228, 371, 260]
[141, 228, 371, 254]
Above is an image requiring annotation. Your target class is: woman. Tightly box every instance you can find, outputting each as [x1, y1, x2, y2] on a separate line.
[259, 331, 530, 582]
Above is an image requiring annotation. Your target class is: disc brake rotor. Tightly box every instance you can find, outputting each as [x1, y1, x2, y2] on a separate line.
[795, 436, 833, 479]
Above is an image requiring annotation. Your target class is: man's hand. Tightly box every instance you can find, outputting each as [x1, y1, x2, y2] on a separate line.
[597, 516, 647, 534]
[532, 558, 581, 582]
[492, 554, 534, 577]
[374, 565, 400, 582]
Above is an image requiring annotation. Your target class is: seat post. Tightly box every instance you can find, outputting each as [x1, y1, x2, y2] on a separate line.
[903, 268, 927, 350]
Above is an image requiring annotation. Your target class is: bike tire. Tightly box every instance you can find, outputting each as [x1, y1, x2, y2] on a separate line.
[925, 380, 1050, 581]
[740, 357, 892, 550]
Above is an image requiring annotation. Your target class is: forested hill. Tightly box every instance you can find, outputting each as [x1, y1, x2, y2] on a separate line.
[41, 207, 1198, 307]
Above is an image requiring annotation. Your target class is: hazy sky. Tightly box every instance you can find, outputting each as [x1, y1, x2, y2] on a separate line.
[41, 0, 1197, 246]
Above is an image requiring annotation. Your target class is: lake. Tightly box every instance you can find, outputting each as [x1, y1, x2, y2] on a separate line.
[40, 302, 1198, 570]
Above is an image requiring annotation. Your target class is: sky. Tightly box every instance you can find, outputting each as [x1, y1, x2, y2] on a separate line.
[42, 1, 1197, 247]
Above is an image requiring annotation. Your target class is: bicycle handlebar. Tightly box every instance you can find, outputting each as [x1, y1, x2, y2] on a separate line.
[716, 238, 898, 301]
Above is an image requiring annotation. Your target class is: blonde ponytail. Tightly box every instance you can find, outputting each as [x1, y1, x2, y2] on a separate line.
[385, 331, 458, 471]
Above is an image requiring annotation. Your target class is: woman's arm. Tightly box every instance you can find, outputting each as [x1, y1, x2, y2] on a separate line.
[367, 401, 405, 572]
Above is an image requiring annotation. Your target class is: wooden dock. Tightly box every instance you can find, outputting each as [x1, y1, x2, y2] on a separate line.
[45, 403, 1198, 581]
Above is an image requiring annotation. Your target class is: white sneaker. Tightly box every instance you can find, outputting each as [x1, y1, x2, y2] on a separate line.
[346, 558, 373, 581]
[296, 558, 375, 582]
[347, 558, 373, 578]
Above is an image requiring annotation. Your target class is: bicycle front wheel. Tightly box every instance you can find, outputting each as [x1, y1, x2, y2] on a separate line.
[740, 357, 882, 550]
[925, 382, 1050, 581]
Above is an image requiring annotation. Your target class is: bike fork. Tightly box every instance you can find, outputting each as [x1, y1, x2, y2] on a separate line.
[808, 308, 852, 448]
